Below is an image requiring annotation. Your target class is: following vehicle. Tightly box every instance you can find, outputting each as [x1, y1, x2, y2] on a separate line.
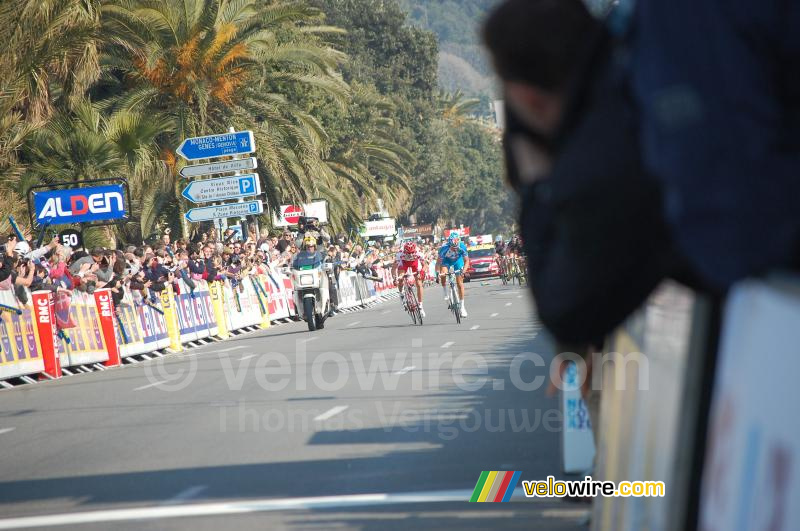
[465, 244, 500, 281]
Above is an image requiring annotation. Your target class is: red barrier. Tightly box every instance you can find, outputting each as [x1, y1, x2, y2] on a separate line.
[93, 289, 121, 367]
[31, 291, 61, 379]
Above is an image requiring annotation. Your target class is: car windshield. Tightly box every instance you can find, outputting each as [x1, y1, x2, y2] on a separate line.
[468, 248, 494, 258]
[292, 251, 323, 269]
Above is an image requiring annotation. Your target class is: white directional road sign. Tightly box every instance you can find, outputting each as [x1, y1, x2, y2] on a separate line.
[181, 174, 261, 204]
[185, 200, 264, 222]
[176, 131, 255, 161]
[179, 157, 257, 178]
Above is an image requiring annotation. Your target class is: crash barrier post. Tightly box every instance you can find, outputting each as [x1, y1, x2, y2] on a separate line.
[159, 284, 183, 352]
[208, 281, 230, 339]
[591, 282, 711, 531]
[0, 289, 49, 380]
[93, 289, 121, 367]
[57, 289, 109, 368]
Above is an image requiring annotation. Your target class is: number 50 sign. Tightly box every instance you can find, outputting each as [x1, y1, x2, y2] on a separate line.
[58, 228, 83, 249]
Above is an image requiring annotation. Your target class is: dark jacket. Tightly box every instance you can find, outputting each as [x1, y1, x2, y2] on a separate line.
[516, 35, 674, 344]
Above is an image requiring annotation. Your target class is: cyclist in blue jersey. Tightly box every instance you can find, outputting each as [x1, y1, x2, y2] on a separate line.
[437, 233, 470, 317]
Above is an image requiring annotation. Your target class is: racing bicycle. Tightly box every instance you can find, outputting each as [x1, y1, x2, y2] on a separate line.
[399, 269, 423, 325]
[441, 267, 464, 324]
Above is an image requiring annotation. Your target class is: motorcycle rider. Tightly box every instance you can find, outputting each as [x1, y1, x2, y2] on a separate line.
[299, 232, 338, 313]
[393, 240, 427, 318]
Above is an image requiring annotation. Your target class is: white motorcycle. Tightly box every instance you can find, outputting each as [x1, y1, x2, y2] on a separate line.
[291, 250, 332, 331]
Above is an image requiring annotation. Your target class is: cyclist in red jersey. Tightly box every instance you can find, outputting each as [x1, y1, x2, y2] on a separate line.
[392, 241, 427, 317]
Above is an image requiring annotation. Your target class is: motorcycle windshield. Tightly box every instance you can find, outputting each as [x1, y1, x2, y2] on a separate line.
[292, 251, 324, 270]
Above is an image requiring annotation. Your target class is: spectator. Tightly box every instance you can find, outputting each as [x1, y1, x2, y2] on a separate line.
[483, 0, 673, 344]
[276, 231, 293, 253]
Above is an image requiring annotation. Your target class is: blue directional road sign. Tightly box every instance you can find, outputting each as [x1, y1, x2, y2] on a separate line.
[181, 174, 261, 204]
[176, 131, 256, 161]
[184, 200, 264, 223]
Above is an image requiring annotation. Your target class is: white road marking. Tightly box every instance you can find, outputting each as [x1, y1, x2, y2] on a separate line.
[133, 380, 168, 391]
[381, 310, 392, 315]
[161, 485, 208, 506]
[0, 490, 482, 529]
[301, 337, 319, 343]
[490, 313, 499, 318]
[216, 346, 247, 354]
[440, 341, 454, 349]
[517, 295, 523, 299]
[394, 366, 416, 375]
[346, 321, 361, 327]
[314, 405, 349, 422]
[470, 325, 480, 330]
[505, 302, 512, 307]
[238, 354, 256, 361]
[0, 428, 15, 435]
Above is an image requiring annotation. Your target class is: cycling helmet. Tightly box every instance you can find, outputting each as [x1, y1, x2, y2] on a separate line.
[447, 233, 459, 244]
[302, 235, 317, 249]
[403, 241, 417, 254]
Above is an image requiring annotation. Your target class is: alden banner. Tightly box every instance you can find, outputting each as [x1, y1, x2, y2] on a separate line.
[33, 184, 127, 225]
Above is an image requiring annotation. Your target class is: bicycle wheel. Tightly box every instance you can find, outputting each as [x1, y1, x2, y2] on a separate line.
[405, 286, 417, 324]
[450, 284, 461, 324]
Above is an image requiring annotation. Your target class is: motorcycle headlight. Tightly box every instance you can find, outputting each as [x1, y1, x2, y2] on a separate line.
[300, 274, 315, 286]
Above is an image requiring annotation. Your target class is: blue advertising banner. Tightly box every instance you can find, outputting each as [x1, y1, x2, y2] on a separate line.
[33, 185, 127, 225]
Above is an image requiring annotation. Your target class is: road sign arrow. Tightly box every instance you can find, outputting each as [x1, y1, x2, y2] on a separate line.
[185, 200, 264, 223]
[181, 174, 261, 204]
[179, 157, 258, 178]
[176, 131, 256, 161]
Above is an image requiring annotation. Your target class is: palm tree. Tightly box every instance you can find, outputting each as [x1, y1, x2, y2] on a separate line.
[100, 0, 350, 232]
[0, 0, 103, 233]
[23, 100, 169, 242]
[438, 89, 480, 126]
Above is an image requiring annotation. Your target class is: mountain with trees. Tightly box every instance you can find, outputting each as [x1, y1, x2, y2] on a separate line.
[398, 0, 502, 100]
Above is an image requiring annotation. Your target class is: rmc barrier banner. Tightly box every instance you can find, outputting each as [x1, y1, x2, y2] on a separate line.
[57, 290, 109, 367]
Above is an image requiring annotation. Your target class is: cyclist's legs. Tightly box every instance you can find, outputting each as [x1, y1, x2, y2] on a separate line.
[397, 273, 404, 293]
[439, 266, 449, 287]
[416, 276, 424, 303]
[455, 272, 465, 299]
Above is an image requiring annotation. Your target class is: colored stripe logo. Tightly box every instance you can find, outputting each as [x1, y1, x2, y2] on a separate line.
[470, 471, 521, 502]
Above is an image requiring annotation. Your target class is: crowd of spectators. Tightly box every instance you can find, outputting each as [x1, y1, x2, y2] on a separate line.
[0, 225, 442, 311]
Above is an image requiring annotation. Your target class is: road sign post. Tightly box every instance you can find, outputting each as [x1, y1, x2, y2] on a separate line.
[185, 200, 264, 223]
[181, 174, 261, 204]
[179, 157, 257, 179]
[176, 131, 256, 161]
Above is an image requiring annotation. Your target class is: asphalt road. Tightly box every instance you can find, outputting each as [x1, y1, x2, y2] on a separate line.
[0, 280, 589, 530]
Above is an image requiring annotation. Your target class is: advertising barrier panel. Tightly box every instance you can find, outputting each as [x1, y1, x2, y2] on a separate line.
[57, 290, 109, 367]
[0, 289, 46, 380]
